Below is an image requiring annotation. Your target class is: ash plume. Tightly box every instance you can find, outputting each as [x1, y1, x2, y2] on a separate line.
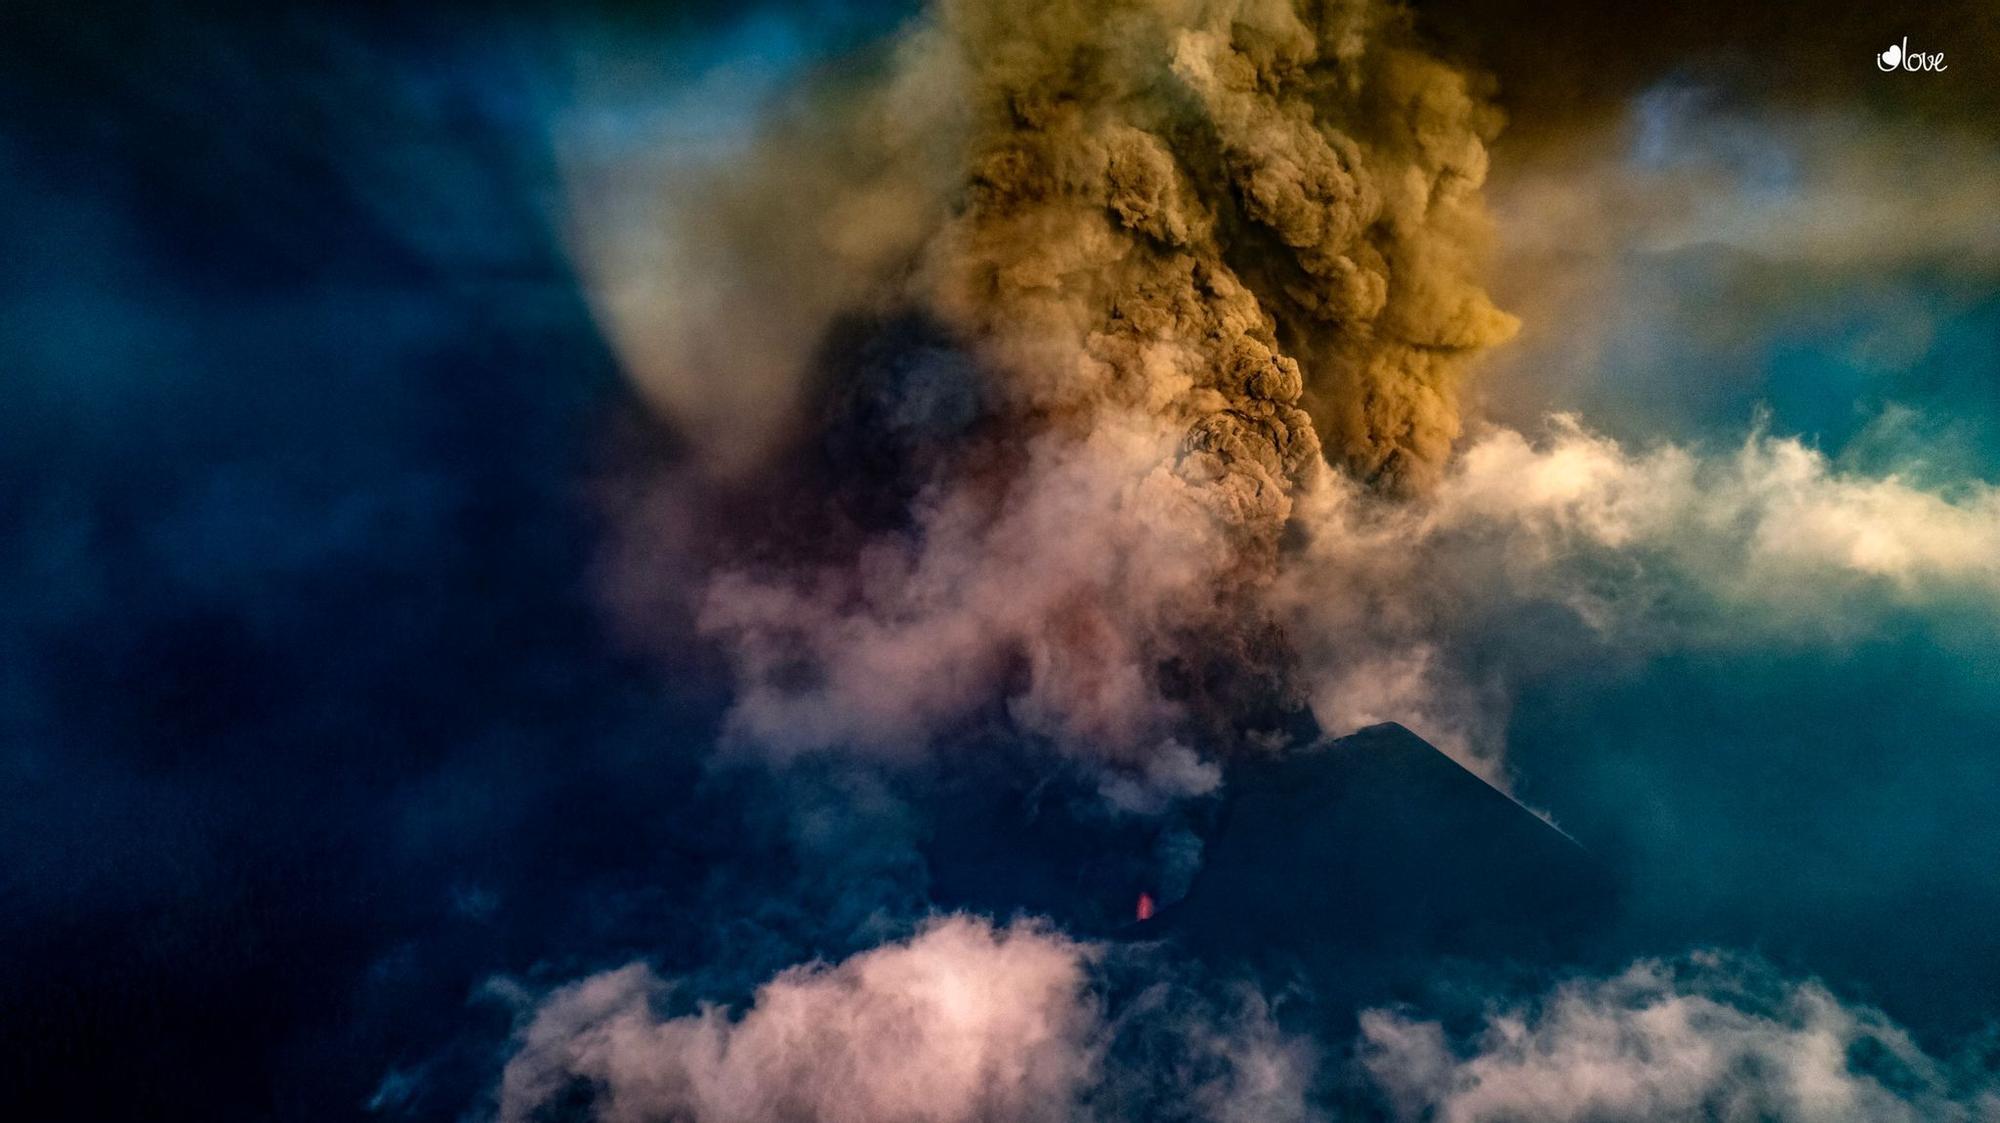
[582, 0, 1518, 780]
[914, 0, 1519, 501]
[936, 0, 1521, 489]
[576, 0, 2000, 798]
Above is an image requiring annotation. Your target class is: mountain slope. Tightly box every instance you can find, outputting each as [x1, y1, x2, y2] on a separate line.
[1154, 722, 1618, 972]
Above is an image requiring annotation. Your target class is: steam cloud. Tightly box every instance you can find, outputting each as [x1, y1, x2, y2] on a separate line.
[1276, 415, 2000, 776]
[500, 929, 2000, 1123]
[496, 916, 1315, 1123]
[1361, 955, 2000, 1122]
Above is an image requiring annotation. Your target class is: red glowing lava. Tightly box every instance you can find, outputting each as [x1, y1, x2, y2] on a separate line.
[1135, 892, 1155, 921]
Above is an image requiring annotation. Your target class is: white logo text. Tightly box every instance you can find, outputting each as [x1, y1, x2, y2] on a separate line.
[1878, 37, 1947, 72]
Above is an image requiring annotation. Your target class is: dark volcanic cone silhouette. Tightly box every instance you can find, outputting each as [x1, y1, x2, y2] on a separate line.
[1153, 723, 1617, 978]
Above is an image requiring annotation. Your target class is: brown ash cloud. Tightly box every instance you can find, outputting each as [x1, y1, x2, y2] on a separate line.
[586, 0, 1517, 783]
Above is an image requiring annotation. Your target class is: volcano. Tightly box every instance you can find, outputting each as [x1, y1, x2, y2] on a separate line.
[1150, 723, 1618, 977]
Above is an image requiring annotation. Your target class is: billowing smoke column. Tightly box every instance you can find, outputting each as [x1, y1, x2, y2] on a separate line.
[586, 0, 2000, 788]
[609, 0, 1517, 783]
[919, 0, 1517, 495]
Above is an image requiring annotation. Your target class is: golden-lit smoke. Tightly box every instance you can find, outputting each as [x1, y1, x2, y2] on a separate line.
[916, 0, 1518, 511]
[573, 0, 1517, 493]
[581, 0, 1521, 783]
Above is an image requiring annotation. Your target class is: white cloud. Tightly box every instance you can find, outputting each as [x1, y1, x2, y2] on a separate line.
[498, 916, 1099, 1123]
[1275, 415, 2000, 778]
[1360, 954, 2000, 1123]
[1437, 418, 2000, 594]
[496, 915, 1316, 1123]
[697, 412, 1238, 780]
